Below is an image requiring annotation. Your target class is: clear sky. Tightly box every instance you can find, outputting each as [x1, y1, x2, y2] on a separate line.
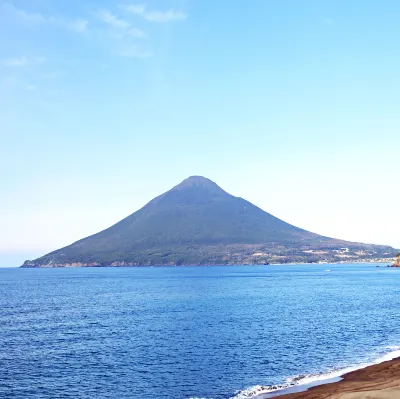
[1, 0, 400, 267]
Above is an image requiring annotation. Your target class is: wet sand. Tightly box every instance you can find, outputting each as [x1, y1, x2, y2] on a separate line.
[272, 358, 400, 399]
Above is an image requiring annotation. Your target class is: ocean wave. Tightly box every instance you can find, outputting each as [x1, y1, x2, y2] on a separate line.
[374, 346, 400, 363]
[227, 345, 400, 399]
[229, 385, 280, 399]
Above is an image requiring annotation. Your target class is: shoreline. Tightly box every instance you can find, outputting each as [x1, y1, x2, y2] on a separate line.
[232, 348, 400, 399]
[19, 259, 396, 268]
[263, 357, 400, 399]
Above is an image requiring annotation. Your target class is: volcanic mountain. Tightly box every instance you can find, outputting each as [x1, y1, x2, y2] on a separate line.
[22, 176, 397, 267]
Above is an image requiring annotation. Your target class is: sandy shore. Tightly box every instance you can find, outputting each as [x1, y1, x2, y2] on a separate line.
[272, 358, 400, 399]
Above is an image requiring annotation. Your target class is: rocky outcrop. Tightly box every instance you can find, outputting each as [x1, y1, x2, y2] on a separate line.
[392, 254, 400, 267]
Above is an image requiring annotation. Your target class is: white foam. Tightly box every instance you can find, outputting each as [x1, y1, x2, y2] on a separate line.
[285, 364, 362, 386]
[228, 346, 400, 399]
[373, 347, 400, 364]
[229, 385, 277, 399]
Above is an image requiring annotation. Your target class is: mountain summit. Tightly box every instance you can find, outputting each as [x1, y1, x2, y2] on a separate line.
[151, 176, 231, 205]
[172, 175, 225, 191]
[22, 176, 397, 267]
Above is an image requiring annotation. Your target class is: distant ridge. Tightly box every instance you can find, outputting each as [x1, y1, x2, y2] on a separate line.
[22, 176, 398, 267]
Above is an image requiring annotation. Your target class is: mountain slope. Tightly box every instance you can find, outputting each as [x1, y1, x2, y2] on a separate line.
[22, 176, 397, 267]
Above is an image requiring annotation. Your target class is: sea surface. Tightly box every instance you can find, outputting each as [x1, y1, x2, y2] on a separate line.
[1, 264, 400, 399]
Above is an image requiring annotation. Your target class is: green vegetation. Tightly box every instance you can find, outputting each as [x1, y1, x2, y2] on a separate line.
[22, 176, 398, 267]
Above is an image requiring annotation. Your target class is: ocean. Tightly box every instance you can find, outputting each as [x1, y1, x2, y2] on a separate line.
[1, 264, 399, 399]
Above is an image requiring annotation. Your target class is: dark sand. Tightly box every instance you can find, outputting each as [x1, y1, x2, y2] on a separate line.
[272, 358, 400, 399]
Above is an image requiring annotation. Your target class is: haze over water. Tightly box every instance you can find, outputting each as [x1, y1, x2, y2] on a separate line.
[1, 264, 399, 399]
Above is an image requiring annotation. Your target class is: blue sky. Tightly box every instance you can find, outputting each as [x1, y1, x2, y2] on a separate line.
[1, 0, 400, 266]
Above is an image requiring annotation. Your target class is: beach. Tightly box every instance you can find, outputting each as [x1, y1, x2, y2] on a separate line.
[272, 358, 400, 399]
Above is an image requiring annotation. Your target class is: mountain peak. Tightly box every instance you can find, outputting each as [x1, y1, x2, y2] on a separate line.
[172, 176, 227, 194]
[179, 175, 216, 186]
[187, 175, 211, 182]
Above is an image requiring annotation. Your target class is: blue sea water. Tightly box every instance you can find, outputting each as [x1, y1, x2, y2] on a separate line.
[1, 264, 400, 399]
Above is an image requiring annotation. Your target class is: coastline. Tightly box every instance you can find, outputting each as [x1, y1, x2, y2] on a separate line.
[20, 259, 396, 268]
[263, 357, 400, 399]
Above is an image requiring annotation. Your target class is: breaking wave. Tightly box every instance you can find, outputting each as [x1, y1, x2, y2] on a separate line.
[222, 346, 400, 399]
